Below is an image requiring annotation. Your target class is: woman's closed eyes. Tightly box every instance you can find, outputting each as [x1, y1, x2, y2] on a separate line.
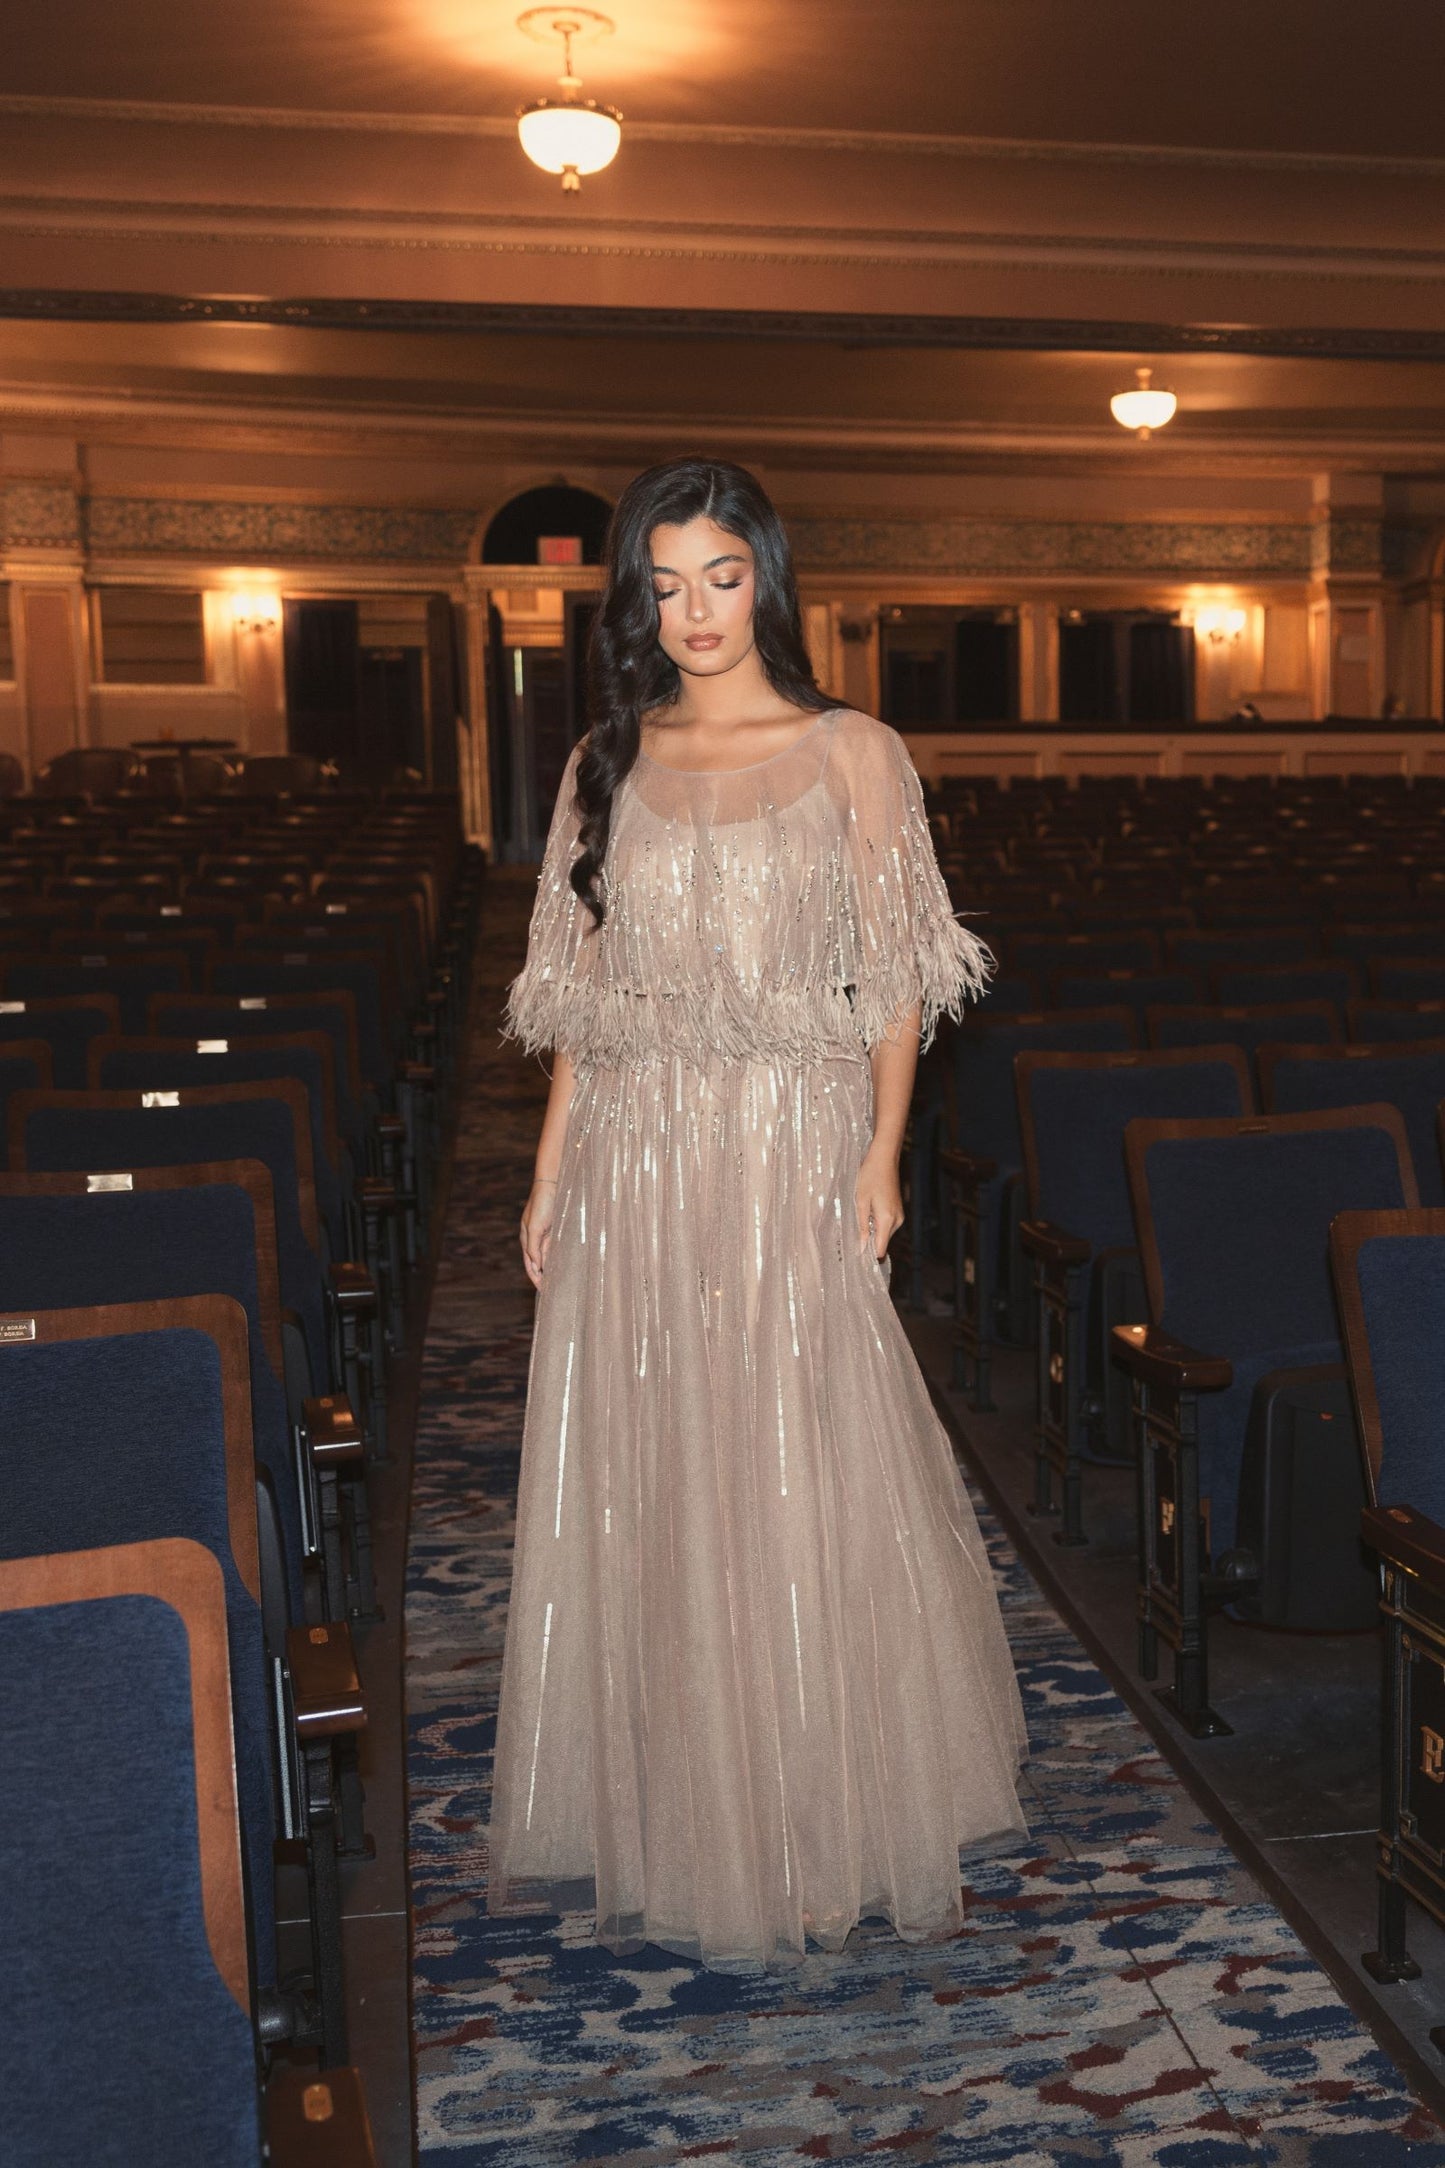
[653, 579, 742, 601]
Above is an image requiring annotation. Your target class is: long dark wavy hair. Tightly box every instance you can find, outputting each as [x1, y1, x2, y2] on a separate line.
[570, 457, 832, 925]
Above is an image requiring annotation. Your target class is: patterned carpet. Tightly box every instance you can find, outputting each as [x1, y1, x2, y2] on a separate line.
[406, 879, 1445, 2166]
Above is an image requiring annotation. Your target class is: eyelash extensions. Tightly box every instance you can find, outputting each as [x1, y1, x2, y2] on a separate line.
[653, 579, 744, 601]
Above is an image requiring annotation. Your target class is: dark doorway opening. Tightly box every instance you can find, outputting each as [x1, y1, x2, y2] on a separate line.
[1058, 611, 1196, 724]
[283, 599, 359, 762]
[482, 486, 612, 566]
[357, 648, 425, 781]
[879, 607, 1020, 728]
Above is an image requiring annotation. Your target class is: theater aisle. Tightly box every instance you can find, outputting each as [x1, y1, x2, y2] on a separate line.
[404, 888, 1445, 2168]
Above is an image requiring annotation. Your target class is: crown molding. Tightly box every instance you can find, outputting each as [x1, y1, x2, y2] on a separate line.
[2, 193, 1444, 289]
[8, 292, 1445, 368]
[3, 92, 1445, 180]
[6, 379, 1445, 481]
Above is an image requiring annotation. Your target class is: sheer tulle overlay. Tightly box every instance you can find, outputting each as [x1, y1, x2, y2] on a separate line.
[490, 710, 1028, 1970]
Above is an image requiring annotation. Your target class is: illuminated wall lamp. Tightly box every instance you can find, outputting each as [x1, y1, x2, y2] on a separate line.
[517, 8, 622, 193]
[1194, 606, 1249, 645]
[1110, 366, 1178, 442]
[232, 592, 279, 635]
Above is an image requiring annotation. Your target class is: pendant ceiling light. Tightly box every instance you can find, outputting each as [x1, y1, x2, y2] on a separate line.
[1110, 365, 1178, 442]
[516, 8, 622, 193]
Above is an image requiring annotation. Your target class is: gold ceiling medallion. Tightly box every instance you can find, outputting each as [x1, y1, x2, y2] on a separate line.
[1109, 365, 1178, 442]
[516, 8, 622, 193]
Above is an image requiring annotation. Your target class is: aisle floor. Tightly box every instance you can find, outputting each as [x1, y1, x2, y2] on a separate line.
[405, 888, 1445, 2164]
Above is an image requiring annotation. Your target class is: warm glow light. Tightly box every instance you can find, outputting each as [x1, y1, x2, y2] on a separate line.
[232, 590, 280, 634]
[517, 97, 622, 184]
[1193, 605, 1249, 645]
[1110, 366, 1178, 441]
[515, 9, 622, 191]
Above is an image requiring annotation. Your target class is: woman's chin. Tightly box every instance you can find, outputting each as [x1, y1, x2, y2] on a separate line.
[671, 647, 745, 677]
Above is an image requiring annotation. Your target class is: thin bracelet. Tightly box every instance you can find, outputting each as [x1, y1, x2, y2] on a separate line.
[532, 1176, 558, 1187]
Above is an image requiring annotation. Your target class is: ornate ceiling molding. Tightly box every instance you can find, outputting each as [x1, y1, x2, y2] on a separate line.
[4, 93, 1445, 180]
[2, 194, 1444, 289]
[7, 291, 1445, 365]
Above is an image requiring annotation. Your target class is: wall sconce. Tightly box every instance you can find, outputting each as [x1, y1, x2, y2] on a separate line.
[232, 591, 280, 635]
[1193, 605, 1249, 645]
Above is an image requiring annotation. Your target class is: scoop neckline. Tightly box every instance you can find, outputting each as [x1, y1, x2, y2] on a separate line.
[637, 707, 837, 777]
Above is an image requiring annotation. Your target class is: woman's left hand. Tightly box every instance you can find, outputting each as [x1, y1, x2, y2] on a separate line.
[855, 1144, 904, 1261]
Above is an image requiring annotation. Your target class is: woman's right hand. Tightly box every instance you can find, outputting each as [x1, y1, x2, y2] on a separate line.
[520, 1177, 558, 1290]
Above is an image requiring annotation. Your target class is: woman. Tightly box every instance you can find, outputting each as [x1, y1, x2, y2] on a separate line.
[492, 458, 1027, 1971]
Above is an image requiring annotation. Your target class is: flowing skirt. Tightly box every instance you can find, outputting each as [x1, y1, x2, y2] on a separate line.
[488, 1051, 1028, 1970]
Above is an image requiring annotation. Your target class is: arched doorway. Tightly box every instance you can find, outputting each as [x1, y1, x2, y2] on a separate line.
[481, 485, 612, 566]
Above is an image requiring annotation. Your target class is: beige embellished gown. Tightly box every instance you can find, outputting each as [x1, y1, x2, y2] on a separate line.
[492, 707, 1027, 1969]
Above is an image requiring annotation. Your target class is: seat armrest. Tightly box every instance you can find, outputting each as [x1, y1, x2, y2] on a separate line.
[303, 1394, 366, 1467]
[374, 1114, 406, 1143]
[267, 2064, 377, 2166]
[939, 1147, 999, 1188]
[1020, 1218, 1092, 1269]
[328, 1261, 376, 1315]
[356, 1175, 400, 1213]
[1362, 1501, 1445, 1586]
[287, 1620, 367, 1739]
[1110, 1323, 1234, 1394]
[400, 1060, 436, 1087]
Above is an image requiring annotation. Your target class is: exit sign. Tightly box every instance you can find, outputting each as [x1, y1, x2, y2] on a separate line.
[538, 536, 583, 566]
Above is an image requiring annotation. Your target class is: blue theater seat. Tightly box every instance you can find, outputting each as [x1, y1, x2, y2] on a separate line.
[941, 1006, 1135, 1410]
[0, 1044, 51, 1135]
[153, 993, 366, 1149]
[0, 952, 189, 1034]
[1262, 1040, 1445, 1209]
[1332, 1209, 1445, 1987]
[1211, 960, 1359, 1010]
[1168, 927, 1318, 973]
[1374, 960, 1445, 1003]
[0, 1166, 303, 1613]
[0, 1301, 277, 1982]
[90, 1035, 346, 1255]
[1009, 930, 1160, 979]
[209, 955, 392, 1095]
[1148, 1001, 1341, 1088]
[0, 992, 122, 1088]
[1054, 969, 1200, 1033]
[1348, 999, 1445, 1045]
[1016, 1045, 1253, 1541]
[0, 1539, 263, 2166]
[11, 1087, 327, 1391]
[0, 1535, 376, 2163]
[1115, 1105, 1417, 1735]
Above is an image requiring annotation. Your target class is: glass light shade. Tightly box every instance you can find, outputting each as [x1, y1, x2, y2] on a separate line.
[517, 98, 622, 178]
[1194, 604, 1248, 643]
[1110, 384, 1178, 434]
[231, 589, 279, 632]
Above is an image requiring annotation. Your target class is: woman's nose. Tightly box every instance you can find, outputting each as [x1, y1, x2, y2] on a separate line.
[687, 587, 711, 622]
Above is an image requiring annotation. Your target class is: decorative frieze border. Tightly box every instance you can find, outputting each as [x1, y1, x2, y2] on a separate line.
[83, 496, 476, 564]
[0, 488, 1428, 584]
[1, 481, 82, 550]
[787, 516, 1315, 578]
